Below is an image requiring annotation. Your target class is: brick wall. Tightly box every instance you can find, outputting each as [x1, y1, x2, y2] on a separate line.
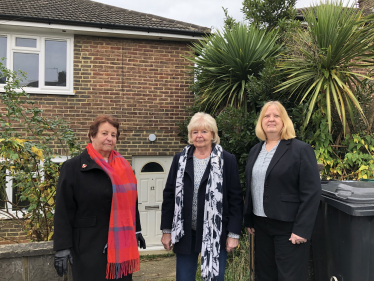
[0, 219, 30, 245]
[0, 35, 195, 245]
[25, 35, 195, 161]
[359, 0, 374, 9]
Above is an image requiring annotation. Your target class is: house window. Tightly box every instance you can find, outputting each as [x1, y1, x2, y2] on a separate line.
[0, 168, 6, 209]
[45, 40, 67, 87]
[0, 33, 74, 95]
[14, 52, 39, 88]
[11, 177, 32, 210]
[0, 36, 7, 84]
[0, 156, 68, 217]
[16, 37, 37, 48]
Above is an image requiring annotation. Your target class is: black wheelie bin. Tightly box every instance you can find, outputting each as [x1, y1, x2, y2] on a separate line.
[312, 180, 374, 281]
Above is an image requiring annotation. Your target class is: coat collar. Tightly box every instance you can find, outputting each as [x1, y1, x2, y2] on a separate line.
[80, 148, 103, 172]
[265, 139, 291, 179]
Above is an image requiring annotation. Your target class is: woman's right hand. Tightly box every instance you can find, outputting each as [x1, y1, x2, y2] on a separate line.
[247, 227, 255, 235]
[161, 233, 173, 250]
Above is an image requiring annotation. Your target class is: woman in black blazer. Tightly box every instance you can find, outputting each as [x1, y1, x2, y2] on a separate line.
[161, 112, 243, 281]
[243, 101, 321, 281]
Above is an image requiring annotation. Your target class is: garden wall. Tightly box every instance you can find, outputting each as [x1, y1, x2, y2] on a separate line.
[0, 241, 71, 281]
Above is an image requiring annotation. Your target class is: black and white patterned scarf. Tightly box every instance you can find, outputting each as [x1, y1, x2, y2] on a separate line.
[171, 144, 224, 281]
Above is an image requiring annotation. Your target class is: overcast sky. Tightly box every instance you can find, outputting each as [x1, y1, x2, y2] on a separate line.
[93, 0, 355, 31]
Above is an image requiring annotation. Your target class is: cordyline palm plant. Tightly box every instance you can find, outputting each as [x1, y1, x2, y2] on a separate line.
[185, 23, 281, 114]
[277, 0, 374, 133]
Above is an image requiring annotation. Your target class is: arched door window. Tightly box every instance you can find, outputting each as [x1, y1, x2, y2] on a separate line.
[141, 162, 164, 173]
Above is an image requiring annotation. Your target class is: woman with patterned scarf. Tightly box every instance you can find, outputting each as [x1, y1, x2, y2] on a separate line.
[161, 112, 243, 281]
[53, 115, 146, 281]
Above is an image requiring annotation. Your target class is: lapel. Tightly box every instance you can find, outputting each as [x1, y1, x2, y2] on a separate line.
[80, 149, 103, 172]
[185, 145, 195, 182]
[265, 139, 291, 179]
[246, 141, 264, 182]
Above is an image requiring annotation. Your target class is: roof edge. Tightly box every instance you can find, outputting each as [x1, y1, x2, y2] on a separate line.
[0, 14, 211, 37]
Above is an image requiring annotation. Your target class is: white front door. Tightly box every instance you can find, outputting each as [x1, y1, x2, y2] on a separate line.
[133, 156, 172, 246]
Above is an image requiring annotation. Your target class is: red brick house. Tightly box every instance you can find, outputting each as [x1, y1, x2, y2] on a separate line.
[0, 0, 210, 247]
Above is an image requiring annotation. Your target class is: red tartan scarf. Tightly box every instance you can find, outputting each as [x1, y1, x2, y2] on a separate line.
[86, 143, 140, 279]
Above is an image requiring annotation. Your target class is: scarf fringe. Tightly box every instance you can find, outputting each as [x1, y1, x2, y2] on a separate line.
[106, 258, 140, 279]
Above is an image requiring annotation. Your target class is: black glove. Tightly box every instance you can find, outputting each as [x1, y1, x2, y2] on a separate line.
[136, 233, 146, 249]
[54, 249, 73, 277]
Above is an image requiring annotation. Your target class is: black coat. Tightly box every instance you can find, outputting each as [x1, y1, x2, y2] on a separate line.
[53, 149, 141, 281]
[160, 145, 243, 254]
[243, 139, 321, 239]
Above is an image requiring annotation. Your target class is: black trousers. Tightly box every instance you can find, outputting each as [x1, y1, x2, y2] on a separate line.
[254, 215, 310, 281]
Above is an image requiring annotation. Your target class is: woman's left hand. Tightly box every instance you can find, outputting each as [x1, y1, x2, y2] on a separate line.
[226, 237, 239, 252]
[289, 233, 307, 244]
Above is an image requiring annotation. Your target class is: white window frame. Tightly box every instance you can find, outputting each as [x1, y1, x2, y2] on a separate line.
[0, 32, 74, 95]
[0, 155, 68, 219]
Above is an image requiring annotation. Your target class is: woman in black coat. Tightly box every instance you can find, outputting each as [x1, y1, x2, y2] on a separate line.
[243, 101, 321, 281]
[53, 115, 146, 281]
[161, 112, 243, 281]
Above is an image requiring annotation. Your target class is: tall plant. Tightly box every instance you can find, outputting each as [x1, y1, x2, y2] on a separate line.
[185, 23, 281, 114]
[242, 0, 296, 30]
[277, 0, 374, 134]
[0, 62, 81, 242]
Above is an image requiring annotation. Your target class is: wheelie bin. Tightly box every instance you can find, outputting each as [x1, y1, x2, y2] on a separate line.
[312, 180, 374, 281]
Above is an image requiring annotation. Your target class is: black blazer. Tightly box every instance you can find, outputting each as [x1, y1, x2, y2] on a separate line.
[53, 149, 141, 281]
[161, 144, 243, 254]
[243, 139, 321, 240]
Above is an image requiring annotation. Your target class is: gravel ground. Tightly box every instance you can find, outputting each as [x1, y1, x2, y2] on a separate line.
[133, 255, 177, 281]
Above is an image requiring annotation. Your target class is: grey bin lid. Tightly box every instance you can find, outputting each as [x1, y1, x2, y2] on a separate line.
[321, 181, 374, 216]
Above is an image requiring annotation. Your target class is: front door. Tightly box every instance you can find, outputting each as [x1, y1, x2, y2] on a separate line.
[133, 156, 172, 246]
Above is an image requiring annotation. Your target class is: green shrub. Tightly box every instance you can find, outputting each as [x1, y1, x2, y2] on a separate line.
[0, 62, 81, 242]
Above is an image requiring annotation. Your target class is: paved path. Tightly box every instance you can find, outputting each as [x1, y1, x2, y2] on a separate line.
[133, 256, 176, 281]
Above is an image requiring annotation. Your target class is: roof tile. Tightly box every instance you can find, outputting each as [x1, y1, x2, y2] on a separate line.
[0, 0, 210, 33]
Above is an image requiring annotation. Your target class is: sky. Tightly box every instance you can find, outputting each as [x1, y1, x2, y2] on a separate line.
[93, 0, 355, 31]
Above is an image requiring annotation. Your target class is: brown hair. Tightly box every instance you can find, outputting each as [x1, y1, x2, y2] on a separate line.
[88, 115, 120, 142]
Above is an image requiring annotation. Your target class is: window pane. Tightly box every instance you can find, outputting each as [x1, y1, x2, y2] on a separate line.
[0, 168, 6, 209]
[13, 53, 39, 87]
[45, 40, 67, 86]
[12, 179, 31, 211]
[16, 37, 37, 48]
[141, 162, 164, 173]
[0, 36, 6, 84]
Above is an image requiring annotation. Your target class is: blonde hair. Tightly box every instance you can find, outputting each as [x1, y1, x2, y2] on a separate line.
[187, 112, 220, 145]
[255, 101, 296, 141]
